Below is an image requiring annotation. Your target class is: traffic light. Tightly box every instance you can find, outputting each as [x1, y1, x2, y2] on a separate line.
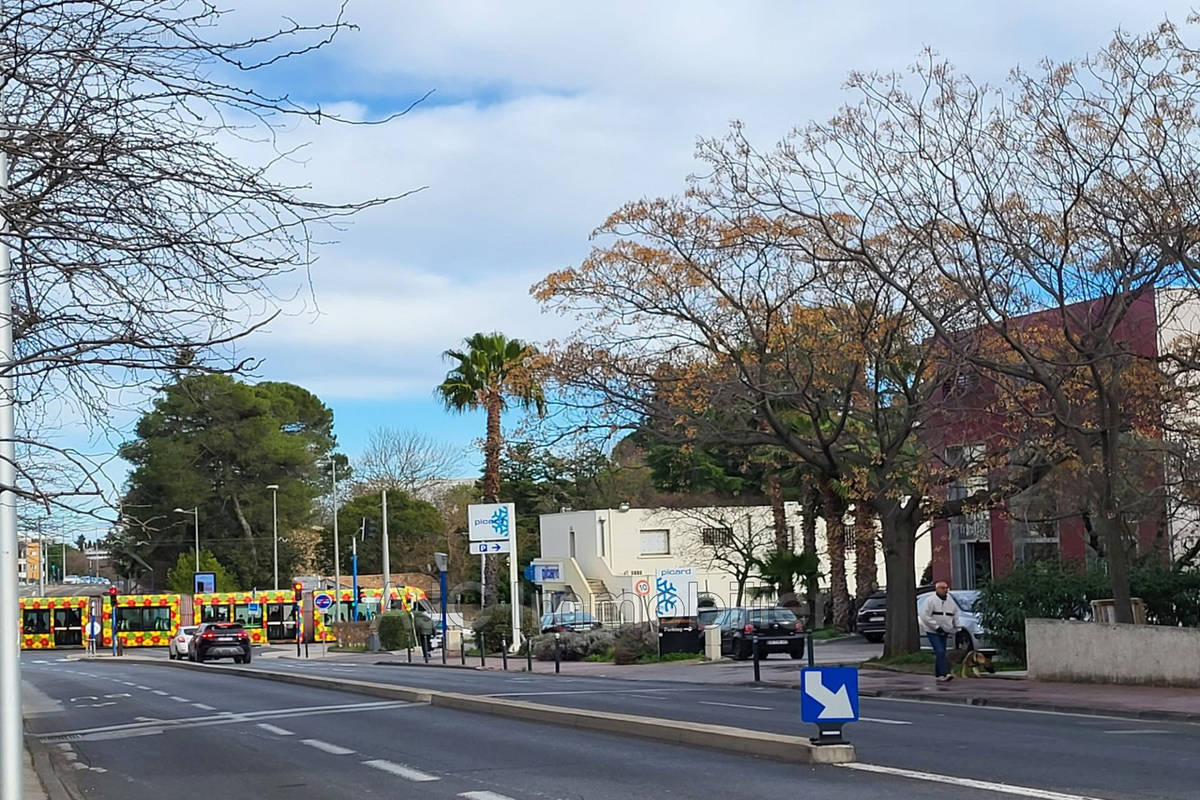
[293, 582, 303, 603]
[107, 586, 118, 605]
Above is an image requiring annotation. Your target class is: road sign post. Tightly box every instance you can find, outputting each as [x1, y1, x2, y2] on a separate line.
[800, 667, 858, 745]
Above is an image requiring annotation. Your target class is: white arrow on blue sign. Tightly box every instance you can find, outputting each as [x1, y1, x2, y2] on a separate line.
[470, 540, 511, 554]
[800, 667, 859, 722]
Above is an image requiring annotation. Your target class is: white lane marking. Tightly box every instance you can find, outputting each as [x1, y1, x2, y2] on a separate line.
[1103, 729, 1169, 734]
[698, 701, 772, 711]
[168, 696, 189, 703]
[362, 760, 439, 782]
[192, 703, 215, 711]
[69, 696, 98, 702]
[870, 695, 1188, 726]
[71, 762, 88, 771]
[487, 688, 705, 697]
[103, 693, 130, 699]
[90, 767, 107, 774]
[257, 723, 294, 736]
[859, 716, 913, 725]
[151, 690, 168, 696]
[460, 792, 517, 800]
[301, 739, 355, 756]
[840, 763, 1110, 800]
[135, 686, 151, 691]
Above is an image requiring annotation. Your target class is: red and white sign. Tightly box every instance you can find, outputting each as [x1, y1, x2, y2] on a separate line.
[634, 577, 651, 597]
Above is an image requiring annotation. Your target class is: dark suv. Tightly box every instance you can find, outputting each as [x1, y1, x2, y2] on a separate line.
[711, 607, 805, 660]
[856, 590, 887, 643]
[188, 622, 252, 664]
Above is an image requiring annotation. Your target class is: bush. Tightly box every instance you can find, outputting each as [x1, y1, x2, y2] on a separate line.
[470, 605, 536, 652]
[612, 622, 657, 665]
[529, 629, 616, 661]
[377, 611, 416, 651]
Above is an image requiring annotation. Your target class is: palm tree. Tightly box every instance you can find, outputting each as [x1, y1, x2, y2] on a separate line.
[437, 332, 545, 604]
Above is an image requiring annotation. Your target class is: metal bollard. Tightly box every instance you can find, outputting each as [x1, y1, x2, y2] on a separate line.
[480, 635, 486, 667]
[442, 635, 447, 665]
[501, 637, 508, 671]
[752, 635, 761, 682]
[554, 632, 562, 674]
[407, 643, 412, 663]
[460, 637, 466, 666]
[807, 629, 815, 667]
[526, 640, 533, 672]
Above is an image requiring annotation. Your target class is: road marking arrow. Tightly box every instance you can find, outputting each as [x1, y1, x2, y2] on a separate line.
[803, 671, 854, 719]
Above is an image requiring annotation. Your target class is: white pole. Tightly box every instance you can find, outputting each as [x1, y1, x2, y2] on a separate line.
[480, 553, 486, 607]
[331, 460, 340, 620]
[37, 534, 44, 596]
[0, 148, 24, 800]
[509, 509, 521, 652]
[193, 507, 200, 574]
[380, 490, 390, 611]
[270, 486, 279, 590]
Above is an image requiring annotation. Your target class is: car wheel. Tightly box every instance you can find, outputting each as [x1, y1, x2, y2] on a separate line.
[732, 640, 749, 661]
[243, 651, 252, 664]
[862, 632, 884, 644]
[196, 652, 205, 663]
[790, 648, 804, 660]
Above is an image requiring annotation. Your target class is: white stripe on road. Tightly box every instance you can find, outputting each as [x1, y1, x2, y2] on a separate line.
[168, 696, 189, 703]
[858, 716, 912, 725]
[1103, 729, 1169, 734]
[840, 763, 1110, 800]
[151, 690, 168, 696]
[698, 701, 772, 711]
[257, 723, 294, 736]
[135, 686, 151, 691]
[459, 792, 517, 800]
[192, 703, 215, 711]
[301, 739, 355, 756]
[362, 760, 439, 782]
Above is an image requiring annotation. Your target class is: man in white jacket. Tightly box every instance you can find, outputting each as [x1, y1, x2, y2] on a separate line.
[919, 581, 959, 682]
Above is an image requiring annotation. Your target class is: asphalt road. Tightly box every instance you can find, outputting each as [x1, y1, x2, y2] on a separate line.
[23, 653, 1018, 800]
[220, 655, 1200, 800]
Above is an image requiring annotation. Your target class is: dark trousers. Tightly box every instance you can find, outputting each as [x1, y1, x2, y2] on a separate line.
[927, 631, 950, 677]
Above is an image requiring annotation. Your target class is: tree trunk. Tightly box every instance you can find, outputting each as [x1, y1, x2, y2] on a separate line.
[879, 496, 920, 658]
[820, 477, 852, 632]
[1097, 512, 1134, 624]
[481, 393, 503, 605]
[802, 483, 820, 626]
[768, 473, 794, 600]
[230, 493, 259, 565]
[854, 502, 878, 605]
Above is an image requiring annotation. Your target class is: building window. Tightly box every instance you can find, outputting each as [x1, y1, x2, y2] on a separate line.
[639, 529, 670, 555]
[701, 527, 733, 547]
[1012, 517, 1060, 564]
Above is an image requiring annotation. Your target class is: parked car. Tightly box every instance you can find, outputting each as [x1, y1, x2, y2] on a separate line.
[187, 622, 252, 663]
[856, 590, 887, 643]
[917, 589, 995, 653]
[539, 611, 602, 633]
[168, 626, 198, 660]
[697, 607, 722, 628]
[709, 607, 806, 660]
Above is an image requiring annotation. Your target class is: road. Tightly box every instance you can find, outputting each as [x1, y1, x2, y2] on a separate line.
[21, 651, 1200, 799]
[20, 652, 1027, 800]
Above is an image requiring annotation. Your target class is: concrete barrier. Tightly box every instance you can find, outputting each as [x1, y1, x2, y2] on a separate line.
[106, 656, 855, 764]
[1027, 618, 1200, 687]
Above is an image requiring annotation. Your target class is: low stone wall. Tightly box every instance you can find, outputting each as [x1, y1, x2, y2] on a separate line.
[1027, 618, 1200, 687]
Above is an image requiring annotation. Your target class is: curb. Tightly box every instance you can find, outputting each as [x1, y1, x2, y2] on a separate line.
[24, 731, 77, 800]
[870, 690, 1200, 723]
[99, 657, 854, 764]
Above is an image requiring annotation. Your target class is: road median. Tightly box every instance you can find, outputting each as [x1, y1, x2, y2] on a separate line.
[105, 656, 855, 765]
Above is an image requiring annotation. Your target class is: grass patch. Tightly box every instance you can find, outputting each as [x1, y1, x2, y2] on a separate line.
[584, 647, 615, 663]
[868, 651, 936, 666]
[327, 645, 366, 653]
[633, 651, 705, 664]
[808, 627, 845, 640]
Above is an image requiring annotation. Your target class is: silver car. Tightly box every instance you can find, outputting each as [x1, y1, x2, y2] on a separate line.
[918, 590, 994, 653]
[168, 626, 198, 660]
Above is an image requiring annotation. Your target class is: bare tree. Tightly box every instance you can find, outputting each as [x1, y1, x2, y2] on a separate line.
[355, 427, 462, 498]
[670, 507, 777, 607]
[1, 1, 419, 515]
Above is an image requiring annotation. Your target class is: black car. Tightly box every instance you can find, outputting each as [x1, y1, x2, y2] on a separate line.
[711, 607, 805, 660]
[856, 591, 887, 643]
[188, 621, 252, 664]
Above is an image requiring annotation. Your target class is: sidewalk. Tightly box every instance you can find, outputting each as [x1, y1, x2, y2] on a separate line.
[25, 745, 47, 800]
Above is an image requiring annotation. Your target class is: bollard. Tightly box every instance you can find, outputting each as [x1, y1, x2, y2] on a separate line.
[807, 629, 815, 668]
[407, 642, 412, 663]
[442, 636, 447, 665]
[423, 640, 429, 664]
[752, 634, 761, 682]
[526, 640, 533, 672]
[460, 637, 466, 666]
[480, 635, 486, 667]
[554, 632, 562, 674]
[501, 638, 508, 671]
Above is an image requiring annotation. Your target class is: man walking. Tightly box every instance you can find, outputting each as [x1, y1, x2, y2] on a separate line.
[919, 581, 959, 682]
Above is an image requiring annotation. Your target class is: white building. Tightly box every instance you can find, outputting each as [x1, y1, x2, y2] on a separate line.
[531, 503, 931, 623]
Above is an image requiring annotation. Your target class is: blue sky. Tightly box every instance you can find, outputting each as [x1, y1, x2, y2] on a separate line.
[60, 1, 1200, 526]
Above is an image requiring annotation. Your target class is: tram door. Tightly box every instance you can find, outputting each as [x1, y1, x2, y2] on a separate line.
[53, 607, 83, 646]
[265, 602, 296, 641]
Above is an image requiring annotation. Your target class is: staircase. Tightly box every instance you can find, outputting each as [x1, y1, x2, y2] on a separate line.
[586, 578, 613, 601]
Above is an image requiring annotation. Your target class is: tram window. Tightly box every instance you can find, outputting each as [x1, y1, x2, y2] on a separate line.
[118, 607, 173, 632]
[233, 604, 262, 628]
[23, 609, 50, 635]
[201, 605, 231, 624]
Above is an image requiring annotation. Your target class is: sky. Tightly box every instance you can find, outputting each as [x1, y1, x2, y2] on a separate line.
[62, 0, 1200, 522]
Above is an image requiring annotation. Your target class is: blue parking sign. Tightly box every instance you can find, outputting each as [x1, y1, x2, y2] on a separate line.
[800, 667, 859, 723]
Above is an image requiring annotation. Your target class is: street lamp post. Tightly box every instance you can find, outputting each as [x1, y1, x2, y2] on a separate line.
[173, 507, 199, 572]
[266, 484, 279, 590]
[330, 461, 341, 621]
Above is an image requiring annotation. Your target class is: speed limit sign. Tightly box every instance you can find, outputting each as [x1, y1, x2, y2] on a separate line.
[634, 577, 651, 596]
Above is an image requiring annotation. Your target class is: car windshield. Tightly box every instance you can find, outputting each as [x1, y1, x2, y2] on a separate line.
[951, 591, 978, 612]
[182, 627, 197, 635]
[861, 597, 886, 610]
[748, 609, 797, 624]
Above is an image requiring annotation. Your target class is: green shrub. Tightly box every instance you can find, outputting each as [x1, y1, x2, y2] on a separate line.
[529, 629, 616, 661]
[612, 622, 657, 665]
[470, 605, 536, 652]
[377, 611, 416, 651]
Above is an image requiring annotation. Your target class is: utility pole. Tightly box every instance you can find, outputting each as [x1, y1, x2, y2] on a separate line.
[380, 490, 390, 613]
[331, 460, 340, 621]
[267, 484, 279, 590]
[0, 148, 25, 800]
